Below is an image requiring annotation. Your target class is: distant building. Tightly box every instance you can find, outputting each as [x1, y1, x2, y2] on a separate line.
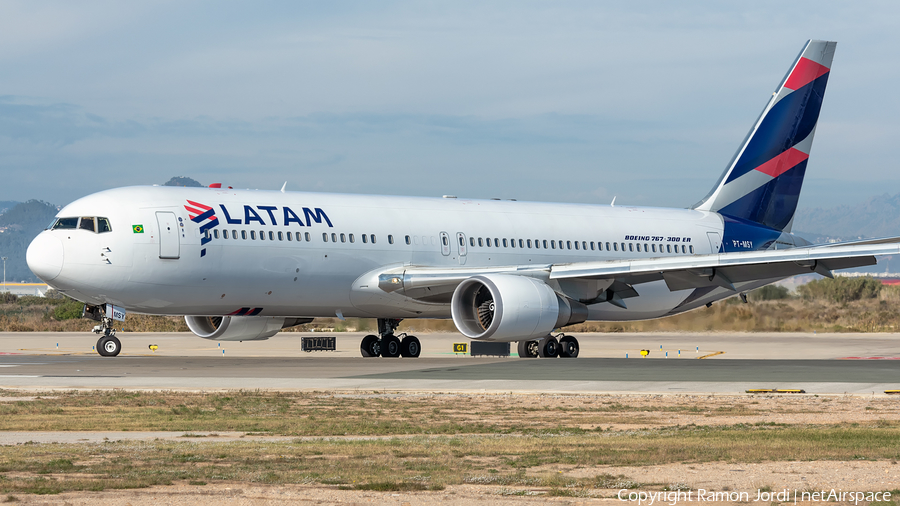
[0, 283, 47, 297]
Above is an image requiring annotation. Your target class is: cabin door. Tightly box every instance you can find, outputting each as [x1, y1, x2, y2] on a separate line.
[156, 211, 181, 259]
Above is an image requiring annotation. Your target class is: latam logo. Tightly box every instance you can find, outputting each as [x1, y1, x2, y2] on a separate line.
[184, 200, 219, 257]
[218, 204, 333, 228]
[183, 200, 334, 257]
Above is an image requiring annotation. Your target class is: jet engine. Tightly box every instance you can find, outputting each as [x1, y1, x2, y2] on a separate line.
[185, 316, 313, 341]
[450, 274, 587, 341]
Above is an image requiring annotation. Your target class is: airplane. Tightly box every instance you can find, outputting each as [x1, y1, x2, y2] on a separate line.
[25, 39, 900, 359]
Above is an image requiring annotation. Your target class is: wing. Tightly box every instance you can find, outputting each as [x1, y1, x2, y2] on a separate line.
[377, 238, 900, 305]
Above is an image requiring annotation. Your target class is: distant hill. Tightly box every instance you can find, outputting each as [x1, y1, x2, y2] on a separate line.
[163, 176, 202, 187]
[0, 201, 17, 215]
[793, 193, 900, 242]
[0, 200, 59, 282]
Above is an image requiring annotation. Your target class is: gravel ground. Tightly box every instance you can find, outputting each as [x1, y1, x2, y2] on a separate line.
[4, 392, 900, 505]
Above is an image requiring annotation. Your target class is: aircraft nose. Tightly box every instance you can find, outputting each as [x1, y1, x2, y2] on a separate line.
[26, 233, 64, 282]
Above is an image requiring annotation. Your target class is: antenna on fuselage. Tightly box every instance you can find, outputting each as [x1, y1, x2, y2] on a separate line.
[280, 182, 287, 193]
[610, 196, 616, 207]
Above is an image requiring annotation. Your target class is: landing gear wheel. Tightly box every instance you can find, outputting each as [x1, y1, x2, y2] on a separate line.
[558, 335, 579, 358]
[517, 340, 539, 358]
[381, 334, 402, 358]
[538, 336, 559, 358]
[97, 336, 121, 357]
[400, 335, 421, 358]
[360, 334, 381, 357]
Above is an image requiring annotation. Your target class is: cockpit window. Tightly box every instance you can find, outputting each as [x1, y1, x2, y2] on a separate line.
[97, 218, 112, 233]
[51, 217, 79, 230]
[50, 216, 111, 233]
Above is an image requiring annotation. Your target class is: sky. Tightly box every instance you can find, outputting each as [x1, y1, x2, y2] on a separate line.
[1, 1, 899, 210]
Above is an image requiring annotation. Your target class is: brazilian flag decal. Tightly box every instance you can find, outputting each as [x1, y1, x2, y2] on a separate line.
[133, 224, 144, 234]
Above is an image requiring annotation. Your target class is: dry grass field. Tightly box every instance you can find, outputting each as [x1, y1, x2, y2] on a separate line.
[0, 389, 898, 502]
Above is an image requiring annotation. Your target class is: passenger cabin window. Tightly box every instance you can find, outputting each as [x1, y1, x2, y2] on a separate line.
[628, 243, 634, 252]
[502, 238, 508, 247]
[574, 241, 579, 250]
[323, 233, 328, 242]
[614, 243, 619, 251]
[340, 233, 346, 243]
[223, 230, 229, 239]
[332, 233, 337, 242]
[371, 234, 376, 244]
[527, 239, 532, 248]
[278, 231, 284, 241]
[251, 231, 257, 240]
[305, 232, 311, 241]
[470, 237, 475, 247]
[269, 231, 275, 241]
[242, 231, 247, 240]
[214, 230, 220, 239]
[286, 231, 292, 241]
[478, 238, 484, 247]
[690, 245, 695, 254]
[444, 236, 450, 246]
[260, 231, 266, 240]
[388, 235, 393, 244]
[487, 238, 492, 247]
[405, 235, 411, 245]
[362, 234, 368, 243]
[295, 232, 301, 241]
[551, 240, 556, 249]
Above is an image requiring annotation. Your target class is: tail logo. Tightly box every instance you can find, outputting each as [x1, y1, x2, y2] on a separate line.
[694, 40, 836, 234]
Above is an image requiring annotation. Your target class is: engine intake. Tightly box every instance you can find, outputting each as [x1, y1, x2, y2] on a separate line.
[450, 274, 587, 341]
[185, 316, 312, 341]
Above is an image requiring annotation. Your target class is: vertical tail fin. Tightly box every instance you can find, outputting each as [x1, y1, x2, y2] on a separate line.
[693, 40, 836, 232]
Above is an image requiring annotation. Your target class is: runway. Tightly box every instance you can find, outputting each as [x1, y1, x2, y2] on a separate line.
[0, 332, 898, 394]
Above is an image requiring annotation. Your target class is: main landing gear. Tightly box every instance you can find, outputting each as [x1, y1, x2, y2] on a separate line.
[92, 317, 122, 357]
[517, 334, 579, 358]
[360, 318, 421, 358]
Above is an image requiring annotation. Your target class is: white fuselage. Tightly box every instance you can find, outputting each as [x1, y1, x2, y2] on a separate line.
[30, 186, 733, 321]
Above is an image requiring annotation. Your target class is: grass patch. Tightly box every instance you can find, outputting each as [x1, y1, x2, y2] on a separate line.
[0, 390, 897, 495]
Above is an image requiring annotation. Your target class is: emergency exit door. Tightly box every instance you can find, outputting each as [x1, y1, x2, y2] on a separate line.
[156, 211, 180, 259]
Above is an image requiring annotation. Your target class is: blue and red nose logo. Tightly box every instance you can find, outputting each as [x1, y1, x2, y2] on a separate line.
[184, 200, 219, 257]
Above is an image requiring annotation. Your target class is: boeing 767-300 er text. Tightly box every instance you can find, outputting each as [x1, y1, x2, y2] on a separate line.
[25, 40, 899, 358]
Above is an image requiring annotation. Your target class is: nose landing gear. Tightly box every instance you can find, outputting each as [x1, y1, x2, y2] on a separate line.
[84, 304, 123, 357]
[359, 318, 421, 358]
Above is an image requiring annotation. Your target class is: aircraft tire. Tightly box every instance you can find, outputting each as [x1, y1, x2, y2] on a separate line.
[381, 335, 402, 358]
[517, 340, 539, 358]
[97, 336, 121, 357]
[538, 336, 559, 358]
[558, 335, 579, 358]
[400, 335, 421, 358]
[360, 334, 381, 358]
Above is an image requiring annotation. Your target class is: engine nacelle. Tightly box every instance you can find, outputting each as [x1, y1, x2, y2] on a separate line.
[185, 315, 312, 341]
[450, 274, 587, 342]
